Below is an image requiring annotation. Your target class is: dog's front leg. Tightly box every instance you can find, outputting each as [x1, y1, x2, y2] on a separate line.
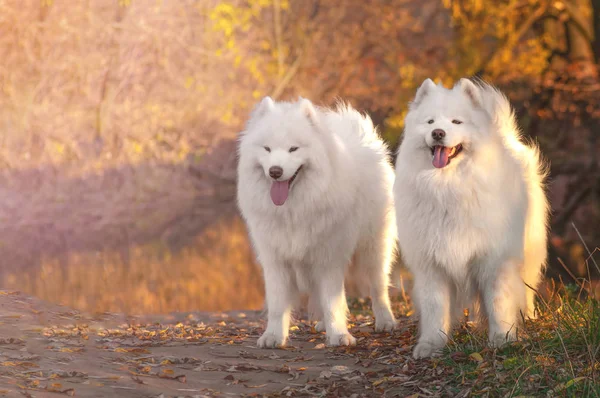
[412, 268, 452, 359]
[315, 264, 356, 346]
[257, 255, 297, 348]
[480, 258, 524, 348]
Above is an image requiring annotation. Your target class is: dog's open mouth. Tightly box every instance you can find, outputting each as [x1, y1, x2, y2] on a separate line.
[270, 165, 303, 206]
[431, 144, 463, 169]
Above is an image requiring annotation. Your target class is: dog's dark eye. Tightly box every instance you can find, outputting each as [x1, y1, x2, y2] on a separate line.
[264, 146, 271, 152]
[452, 120, 463, 125]
[289, 146, 298, 153]
[427, 119, 434, 124]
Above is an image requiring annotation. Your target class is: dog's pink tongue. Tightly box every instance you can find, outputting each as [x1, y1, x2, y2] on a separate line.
[432, 146, 451, 169]
[270, 180, 290, 206]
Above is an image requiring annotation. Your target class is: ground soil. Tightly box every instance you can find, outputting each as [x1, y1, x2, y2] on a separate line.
[0, 290, 432, 398]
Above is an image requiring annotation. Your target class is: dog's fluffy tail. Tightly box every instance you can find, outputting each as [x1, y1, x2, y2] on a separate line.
[479, 80, 550, 316]
[478, 81, 548, 185]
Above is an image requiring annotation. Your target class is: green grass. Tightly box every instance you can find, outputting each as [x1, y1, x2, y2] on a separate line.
[440, 286, 599, 397]
[347, 280, 599, 397]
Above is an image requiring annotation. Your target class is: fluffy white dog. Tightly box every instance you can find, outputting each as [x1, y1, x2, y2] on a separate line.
[393, 78, 549, 358]
[237, 97, 397, 348]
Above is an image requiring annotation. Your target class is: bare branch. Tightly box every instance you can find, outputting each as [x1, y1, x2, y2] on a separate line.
[477, 3, 549, 75]
[273, 0, 284, 79]
[552, 185, 591, 231]
[271, 49, 305, 100]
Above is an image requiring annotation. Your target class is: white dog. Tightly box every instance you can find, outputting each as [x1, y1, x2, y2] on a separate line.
[393, 78, 549, 358]
[237, 97, 397, 348]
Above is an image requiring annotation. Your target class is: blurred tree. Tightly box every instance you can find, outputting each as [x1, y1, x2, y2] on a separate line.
[213, 0, 600, 276]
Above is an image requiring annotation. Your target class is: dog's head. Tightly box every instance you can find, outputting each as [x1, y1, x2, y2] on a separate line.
[403, 78, 493, 170]
[238, 96, 331, 206]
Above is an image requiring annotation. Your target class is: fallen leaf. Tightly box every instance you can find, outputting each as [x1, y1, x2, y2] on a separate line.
[553, 377, 587, 392]
[469, 352, 483, 362]
[331, 365, 352, 375]
[114, 347, 150, 354]
[246, 383, 268, 388]
[503, 357, 519, 370]
[60, 347, 84, 353]
[319, 370, 332, 379]
[372, 377, 388, 387]
[450, 351, 467, 362]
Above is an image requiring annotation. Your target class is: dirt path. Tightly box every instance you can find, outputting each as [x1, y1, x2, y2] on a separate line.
[0, 291, 447, 398]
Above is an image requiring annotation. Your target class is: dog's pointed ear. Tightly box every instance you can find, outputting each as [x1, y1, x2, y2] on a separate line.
[412, 78, 436, 107]
[458, 78, 482, 107]
[251, 96, 275, 120]
[298, 98, 319, 127]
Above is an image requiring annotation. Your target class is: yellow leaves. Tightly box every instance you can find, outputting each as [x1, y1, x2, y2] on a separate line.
[54, 142, 65, 155]
[129, 141, 144, 155]
[444, 1, 550, 79]
[48, 382, 63, 391]
[184, 76, 195, 89]
[398, 64, 416, 89]
[208, 0, 286, 84]
[114, 347, 151, 354]
[535, 355, 556, 367]
[1, 361, 39, 370]
[46, 382, 75, 396]
[502, 356, 519, 369]
[469, 352, 484, 362]
[210, 2, 268, 40]
[372, 377, 389, 387]
[220, 108, 234, 124]
[553, 377, 588, 392]
[260, 40, 271, 50]
[385, 110, 407, 130]
[59, 347, 84, 353]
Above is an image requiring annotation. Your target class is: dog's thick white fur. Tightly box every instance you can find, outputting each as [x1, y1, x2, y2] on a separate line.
[237, 97, 397, 348]
[393, 78, 549, 359]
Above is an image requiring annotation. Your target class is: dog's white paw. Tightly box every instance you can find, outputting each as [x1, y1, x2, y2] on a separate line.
[327, 332, 357, 347]
[314, 321, 325, 332]
[488, 330, 516, 349]
[375, 317, 397, 332]
[257, 331, 287, 348]
[412, 341, 444, 359]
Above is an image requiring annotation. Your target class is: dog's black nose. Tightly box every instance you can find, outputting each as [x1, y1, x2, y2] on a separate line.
[432, 129, 446, 141]
[269, 166, 283, 179]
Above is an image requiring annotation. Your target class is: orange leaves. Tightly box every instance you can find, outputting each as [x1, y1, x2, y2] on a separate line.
[114, 347, 151, 355]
